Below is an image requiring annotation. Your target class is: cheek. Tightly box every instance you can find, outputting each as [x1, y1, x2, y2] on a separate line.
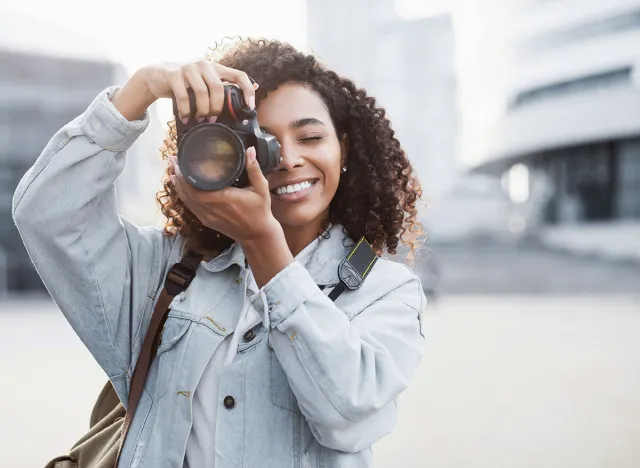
[317, 147, 342, 190]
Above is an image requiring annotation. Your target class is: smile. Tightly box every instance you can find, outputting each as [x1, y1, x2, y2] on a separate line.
[271, 179, 318, 195]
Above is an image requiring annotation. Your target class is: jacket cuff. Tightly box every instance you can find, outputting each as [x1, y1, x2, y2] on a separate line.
[79, 86, 150, 152]
[261, 261, 321, 328]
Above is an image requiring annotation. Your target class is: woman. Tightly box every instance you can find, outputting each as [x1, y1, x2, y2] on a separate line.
[13, 39, 426, 467]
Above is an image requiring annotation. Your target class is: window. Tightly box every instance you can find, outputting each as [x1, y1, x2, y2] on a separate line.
[510, 67, 632, 108]
[543, 143, 615, 224]
[520, 9, 640, 54]
[616, 138, 640, 219]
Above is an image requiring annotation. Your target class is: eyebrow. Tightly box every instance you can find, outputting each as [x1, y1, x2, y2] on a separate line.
[260, 117, 325, 134]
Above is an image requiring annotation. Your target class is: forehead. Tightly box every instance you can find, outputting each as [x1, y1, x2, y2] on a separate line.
[257, 82, 333, 129]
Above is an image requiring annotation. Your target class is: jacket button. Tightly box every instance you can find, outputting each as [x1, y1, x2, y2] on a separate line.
[223, 396, 235, 409]
[243, 329, 255, 342]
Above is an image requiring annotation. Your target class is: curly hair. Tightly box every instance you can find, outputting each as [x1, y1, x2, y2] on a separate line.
[157, 38, 423, 258]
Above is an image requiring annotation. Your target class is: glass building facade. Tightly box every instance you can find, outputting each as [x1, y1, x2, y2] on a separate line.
[0, 49, 123, 293]
[537, 138, 640, 225]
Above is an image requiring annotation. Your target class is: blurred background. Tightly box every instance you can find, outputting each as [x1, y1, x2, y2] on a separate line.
[1, 0, 639, 467]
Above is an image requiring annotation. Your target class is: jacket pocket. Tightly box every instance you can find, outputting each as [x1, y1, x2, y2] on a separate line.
[270, 349, 302, 414]
[157, 316, 191, 355]
[155, 315, 192, 398]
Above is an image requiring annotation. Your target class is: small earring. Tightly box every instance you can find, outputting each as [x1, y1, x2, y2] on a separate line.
[342, 166, 347, 173]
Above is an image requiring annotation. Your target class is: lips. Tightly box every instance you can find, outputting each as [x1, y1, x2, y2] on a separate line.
[270, 178, 319, 195]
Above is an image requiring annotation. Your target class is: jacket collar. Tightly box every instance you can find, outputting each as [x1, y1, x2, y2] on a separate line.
[200, 224, 355, 286]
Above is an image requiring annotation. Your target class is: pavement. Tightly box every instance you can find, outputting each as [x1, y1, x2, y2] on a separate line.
[1, 244, 639, 468]
[414, 241, 640, 295]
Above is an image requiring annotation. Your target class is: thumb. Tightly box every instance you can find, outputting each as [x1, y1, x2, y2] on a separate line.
[245, 146, 268, 195]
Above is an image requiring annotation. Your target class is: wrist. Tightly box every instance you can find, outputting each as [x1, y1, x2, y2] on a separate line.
[241, 224, 293, 288]
[111, 69, 156, 121]
[240, 220, 285, 253]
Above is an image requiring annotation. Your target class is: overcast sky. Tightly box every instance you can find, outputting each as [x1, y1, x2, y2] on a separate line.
[2, 0, 508, 166]
[2, 0, 453, 72]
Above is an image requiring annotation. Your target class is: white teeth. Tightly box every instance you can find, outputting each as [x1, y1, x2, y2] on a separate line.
[274, 180, 315, 195]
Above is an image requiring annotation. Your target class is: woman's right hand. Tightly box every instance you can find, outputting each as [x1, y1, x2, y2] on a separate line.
[112, 60, 257, 123]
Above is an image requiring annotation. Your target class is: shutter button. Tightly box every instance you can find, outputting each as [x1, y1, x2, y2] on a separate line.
[243, 329, 256, 342]
[223, 396, 235, 409]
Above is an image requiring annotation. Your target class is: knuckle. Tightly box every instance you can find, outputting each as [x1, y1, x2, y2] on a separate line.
[209, 79, 224, 91]
[193, 84, 208, 96]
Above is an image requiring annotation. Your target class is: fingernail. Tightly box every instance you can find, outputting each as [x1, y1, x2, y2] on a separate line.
[248, 146, 256, 161]
[182, 117, 189, 125]
[248, 96, 255, 110]
[253, 82, 259, 90]
[170, 175, 176, 185]
[197, 117, 205, 123]
[208, 116, 217, 123]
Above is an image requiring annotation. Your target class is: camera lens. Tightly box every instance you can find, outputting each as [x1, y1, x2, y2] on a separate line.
[178, 124, 245, 191]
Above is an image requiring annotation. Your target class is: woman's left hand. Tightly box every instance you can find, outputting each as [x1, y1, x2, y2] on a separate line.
[169, 146, 282, 246]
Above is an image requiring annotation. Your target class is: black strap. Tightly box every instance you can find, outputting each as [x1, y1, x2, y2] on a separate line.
[320, 237, 378, 302]
[327, 282, 347, 302]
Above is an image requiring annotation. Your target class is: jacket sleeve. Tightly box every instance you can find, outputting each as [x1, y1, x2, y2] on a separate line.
[259, 259, 426, 453]
[11, 87, 179, 401]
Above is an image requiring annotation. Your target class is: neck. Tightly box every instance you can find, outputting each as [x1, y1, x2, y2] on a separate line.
[281, 216, 328, 257]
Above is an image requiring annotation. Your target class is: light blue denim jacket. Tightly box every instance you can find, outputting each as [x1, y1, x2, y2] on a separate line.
[12, 87, 426, 468]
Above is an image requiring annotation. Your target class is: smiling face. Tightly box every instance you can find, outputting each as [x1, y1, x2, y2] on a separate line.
[257, 82, 345, 234]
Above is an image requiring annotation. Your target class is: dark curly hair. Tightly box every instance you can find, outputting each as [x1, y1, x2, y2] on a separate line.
[157, 38, 423, 258]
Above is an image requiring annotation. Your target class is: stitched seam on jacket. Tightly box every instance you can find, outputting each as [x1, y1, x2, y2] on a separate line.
[287, 279, 420, 423]
[80, 152, 128, 376]
[12, 133, 70, 213]
[396, 262, 426, 338]
[163, 325, 195, 468]
[131, 231, 177, 348]
[288, 330, 361, 423]
[83, 98, 147, 152]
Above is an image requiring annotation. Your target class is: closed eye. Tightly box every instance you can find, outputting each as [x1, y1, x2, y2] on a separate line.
[299, 136, 324, 142]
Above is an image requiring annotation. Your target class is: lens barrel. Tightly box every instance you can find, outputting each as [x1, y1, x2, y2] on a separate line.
[178, 124, 245, 191]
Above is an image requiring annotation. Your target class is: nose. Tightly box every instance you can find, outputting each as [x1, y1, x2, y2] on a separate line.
[277, 141, 305, 172]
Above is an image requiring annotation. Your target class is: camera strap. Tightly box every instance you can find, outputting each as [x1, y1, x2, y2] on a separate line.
[326, 236, 379, 302]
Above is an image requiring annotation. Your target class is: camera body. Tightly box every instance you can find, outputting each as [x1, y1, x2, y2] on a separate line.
[173, 85, 281, 191]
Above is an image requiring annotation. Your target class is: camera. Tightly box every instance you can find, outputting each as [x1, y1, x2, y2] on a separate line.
[173, 84, 281, 191]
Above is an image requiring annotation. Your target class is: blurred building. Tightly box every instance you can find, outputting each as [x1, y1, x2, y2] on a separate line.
[473, 0, 640, 260]
[0, 9, 165, 295]
[307, 0, 459, 217]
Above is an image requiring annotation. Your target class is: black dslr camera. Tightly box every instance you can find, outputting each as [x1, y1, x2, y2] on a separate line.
[173, 84, 281, 190]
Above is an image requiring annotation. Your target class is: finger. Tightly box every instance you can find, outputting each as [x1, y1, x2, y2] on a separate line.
[213, 64, 255, 109]
[244, 146, 268, 195]
[183, 64, 210, 122]
[173, 162, 215, 207]
[198, 61, 225, 119]
[168, 71, 190, 122]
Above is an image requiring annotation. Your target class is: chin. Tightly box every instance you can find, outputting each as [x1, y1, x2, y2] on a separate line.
[274, 212, 318, 228]
[272, 205, 328, 229]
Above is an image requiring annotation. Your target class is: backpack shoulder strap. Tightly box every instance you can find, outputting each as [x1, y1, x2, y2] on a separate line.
[116, 248, 203, 464]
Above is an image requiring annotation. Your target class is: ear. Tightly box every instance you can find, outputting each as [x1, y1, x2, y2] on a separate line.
[340, 134, 349, 168]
